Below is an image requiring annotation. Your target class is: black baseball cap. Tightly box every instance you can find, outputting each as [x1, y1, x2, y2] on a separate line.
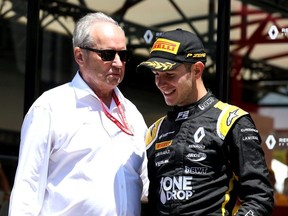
[137, 29, 206, 72]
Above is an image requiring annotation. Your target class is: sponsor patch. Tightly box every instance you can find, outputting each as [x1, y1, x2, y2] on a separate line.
[155, 149, 170, 157]
[184, 166, 208, 174]
[186, 152, 207, 162]
[227, 109, 239, 126]
[176, 111, 189, 121]
[156, 159, 169, 167]
[188, 144, 205, 149]
[159, 131, 175, 140]
[242, 136, 259, 141]
[198, 97, 214, 110]
[159, 176, 194, 204]
[151, 38, 180, 54]
[155, 140, 172, 150]
[240, 128, 258, 133]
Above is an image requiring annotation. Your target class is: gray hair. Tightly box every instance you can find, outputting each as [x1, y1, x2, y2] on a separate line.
[72, 12, 121, 48]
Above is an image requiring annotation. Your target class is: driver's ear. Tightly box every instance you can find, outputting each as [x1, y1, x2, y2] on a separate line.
[193, 61, 205, 78]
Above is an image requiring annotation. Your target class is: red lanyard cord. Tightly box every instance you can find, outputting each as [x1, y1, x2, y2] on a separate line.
[99, 91, 133, 136]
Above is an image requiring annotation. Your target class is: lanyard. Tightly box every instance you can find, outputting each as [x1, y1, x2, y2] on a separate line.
[99, 91, 133, 136]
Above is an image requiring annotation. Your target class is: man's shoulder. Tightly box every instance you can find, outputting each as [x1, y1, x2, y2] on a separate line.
[40, 82, 72, 99]
[213, 101, 249, 139]
[145, 116, 166, 148]
[31, 82, 74, 109]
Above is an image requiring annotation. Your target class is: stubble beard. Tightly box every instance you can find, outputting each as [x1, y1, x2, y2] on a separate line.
[106, 74, 122, 85]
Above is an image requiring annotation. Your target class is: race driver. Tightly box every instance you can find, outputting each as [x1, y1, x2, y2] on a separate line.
[137, 29, 274, 216]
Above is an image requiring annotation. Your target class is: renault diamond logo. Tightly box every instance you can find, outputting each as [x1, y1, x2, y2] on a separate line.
[144, 30, 153, 44]
[265, 135, 276, 149]
[268, 25, 279, 40]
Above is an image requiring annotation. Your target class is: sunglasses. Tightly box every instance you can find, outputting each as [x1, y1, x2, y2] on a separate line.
[80, 47, 129, 62]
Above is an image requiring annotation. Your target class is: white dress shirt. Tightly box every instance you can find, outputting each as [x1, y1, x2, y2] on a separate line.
[9, 72, 149, 216]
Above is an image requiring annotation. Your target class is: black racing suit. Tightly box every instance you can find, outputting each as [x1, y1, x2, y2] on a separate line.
[145, 91, 274, 216]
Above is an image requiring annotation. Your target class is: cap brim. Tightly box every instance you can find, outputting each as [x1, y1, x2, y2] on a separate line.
[137, 57, 181, 73]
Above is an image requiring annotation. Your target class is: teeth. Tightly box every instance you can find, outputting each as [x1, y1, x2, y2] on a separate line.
[164, 90, 173, 95]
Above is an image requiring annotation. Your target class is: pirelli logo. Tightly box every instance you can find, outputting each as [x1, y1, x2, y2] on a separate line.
[151, 38, 180, 54]
[155, 140, 172, 150]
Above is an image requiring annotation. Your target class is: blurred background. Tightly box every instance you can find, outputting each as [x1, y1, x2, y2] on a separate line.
[0, 0, 288, 214]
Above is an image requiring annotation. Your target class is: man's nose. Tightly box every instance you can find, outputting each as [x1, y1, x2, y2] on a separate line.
[112, 53, 124, 66]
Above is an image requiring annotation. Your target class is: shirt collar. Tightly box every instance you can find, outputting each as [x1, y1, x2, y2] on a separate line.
[71, 71, 127, 110]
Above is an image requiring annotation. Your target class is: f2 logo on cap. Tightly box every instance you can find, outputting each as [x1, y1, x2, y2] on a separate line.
[186, 53, 206, 58]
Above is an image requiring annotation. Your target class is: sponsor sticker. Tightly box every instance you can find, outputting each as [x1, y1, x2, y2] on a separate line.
[184, 166, 208, 175]
[198, 97, 214, 110]
[186, 152, 207, 162]
[155, 149, 170, 157]
[155, 140, 172, 150]
[159, 176, 194, 204]
[176, 111, 189, 121]
[151, 38, 180, 54]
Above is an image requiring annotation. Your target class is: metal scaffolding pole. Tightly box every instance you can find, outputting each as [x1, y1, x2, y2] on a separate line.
[23, 0, 40, 116]
[216, 0, 231, 102]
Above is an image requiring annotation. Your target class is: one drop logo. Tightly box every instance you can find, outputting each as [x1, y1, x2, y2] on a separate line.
[159, 176, 193, 204]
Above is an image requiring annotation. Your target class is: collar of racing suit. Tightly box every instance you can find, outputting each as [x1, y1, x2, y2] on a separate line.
[167, 90, 218, 122]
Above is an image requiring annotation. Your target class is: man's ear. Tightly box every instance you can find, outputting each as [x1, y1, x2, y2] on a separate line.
[193, 61, 205, 78]
[74, 47, 85, 65]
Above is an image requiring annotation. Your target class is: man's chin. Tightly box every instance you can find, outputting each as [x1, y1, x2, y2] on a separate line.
[106, 76, 122, 85]
[164, 99, 176, 106]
